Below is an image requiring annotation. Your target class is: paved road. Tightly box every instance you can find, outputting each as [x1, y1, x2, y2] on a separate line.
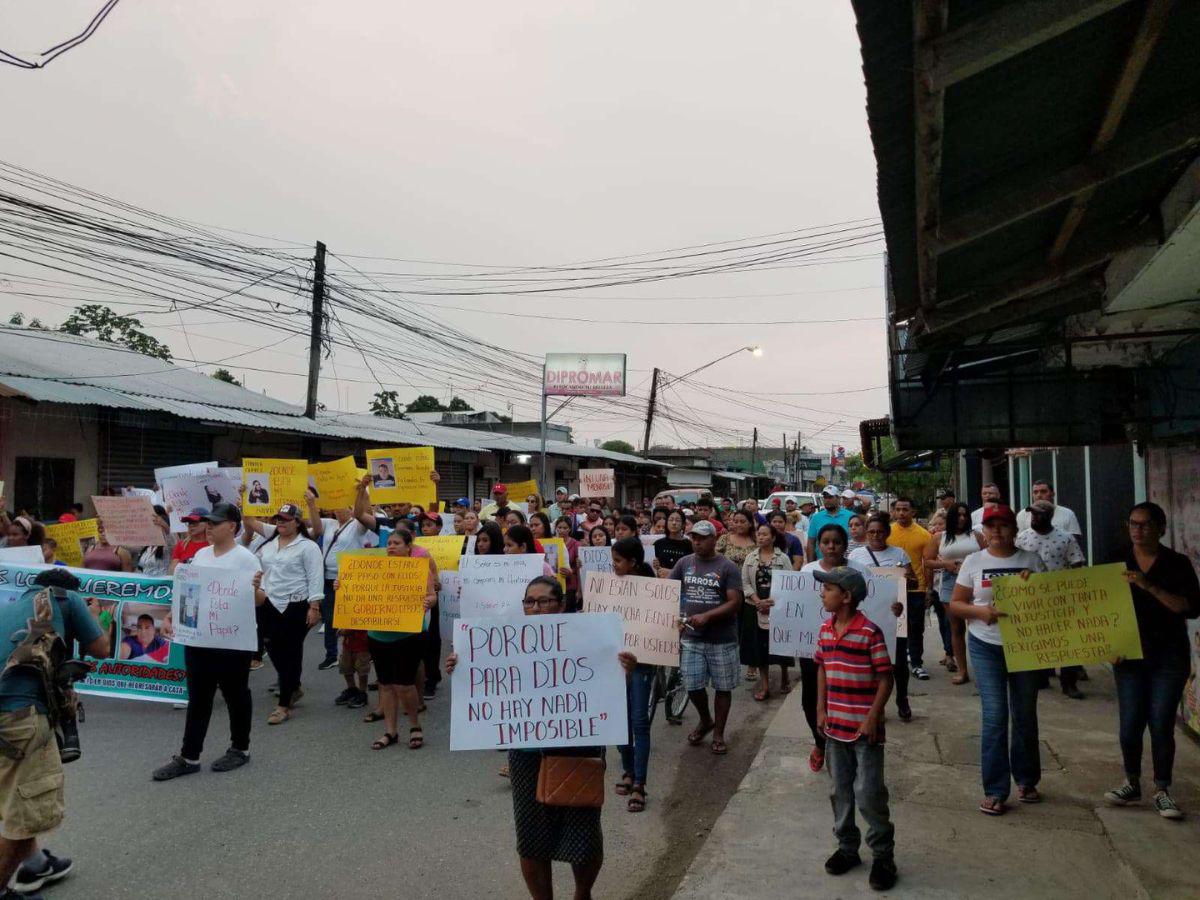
[50, 637, 781, 900]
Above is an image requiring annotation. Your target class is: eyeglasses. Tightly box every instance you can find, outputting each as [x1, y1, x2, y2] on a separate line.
[521, 597, 560, 609]
[1127, 520, 1156, 530]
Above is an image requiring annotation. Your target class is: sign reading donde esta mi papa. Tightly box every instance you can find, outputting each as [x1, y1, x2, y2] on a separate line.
[543, 353, 627, 397]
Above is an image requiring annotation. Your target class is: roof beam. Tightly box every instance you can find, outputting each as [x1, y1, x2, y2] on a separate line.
[938, 110, 1200, 253]
[1048, 0, 1176, 261]
[930, 0, 1135, 89]
[923, 221, 1157, 336]
[913, 0, 949, 318]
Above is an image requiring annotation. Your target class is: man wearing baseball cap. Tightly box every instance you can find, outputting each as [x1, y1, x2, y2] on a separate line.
[154, 502, 267, 781]
[546, 487, 569, 523]
[807, 486, 855, 563]
[479, 483, 510, 523]
[667, 519, 744, 755]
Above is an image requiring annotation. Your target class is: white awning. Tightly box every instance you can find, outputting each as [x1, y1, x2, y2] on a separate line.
[666, 468, 713, 488]
[713, 470, 748, 481]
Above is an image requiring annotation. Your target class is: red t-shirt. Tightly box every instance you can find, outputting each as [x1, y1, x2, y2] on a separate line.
[171, 540, 208, 563]
[814, 610, 893, 743]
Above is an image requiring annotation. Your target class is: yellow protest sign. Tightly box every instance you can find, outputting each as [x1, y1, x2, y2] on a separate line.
[507, 480, 540, 505]
[242, 458, 309, 517]
[540, 537, 568, 590]
[45, 518, 101, 567]
[309, 456, 360, 510]
[342, 548, 387, 558]
[334, 554, 427, 632]
[993, 563, 1142, 672]
[414, 535, 465, 572]
[366, 447, 436, 506]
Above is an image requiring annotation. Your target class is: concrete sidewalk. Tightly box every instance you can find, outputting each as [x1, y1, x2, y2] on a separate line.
[672, 655, 1200, 899]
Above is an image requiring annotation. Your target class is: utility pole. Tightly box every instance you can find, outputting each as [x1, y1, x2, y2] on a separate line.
[304, 241, 326, 420]
[750, 427, 758, 495]
[641, 367, 660, 456]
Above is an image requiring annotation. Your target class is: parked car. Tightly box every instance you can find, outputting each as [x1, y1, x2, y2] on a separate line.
[762, 491, 819, 510]
[653, 488, 709, 508]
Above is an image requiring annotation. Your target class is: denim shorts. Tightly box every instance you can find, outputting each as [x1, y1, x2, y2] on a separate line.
[680, 640, 740, 692]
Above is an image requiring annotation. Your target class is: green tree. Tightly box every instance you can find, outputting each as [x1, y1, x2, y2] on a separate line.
[849, 439, 954, 512]
[405, 394, 446, 413]
[601, 439, 637, 455]
[447, 396, 473, 412]
[7, 312, 44, 329]
[370, 390, 406, 419]
[211, 368, 242, 386]
[59, 304, 172, 361]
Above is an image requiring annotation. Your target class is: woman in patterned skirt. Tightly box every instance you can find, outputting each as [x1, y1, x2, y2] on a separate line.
[446, 576, 636, 899]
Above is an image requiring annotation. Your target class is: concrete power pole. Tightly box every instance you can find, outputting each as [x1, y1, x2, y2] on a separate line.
[304, 240, 326, 420]
[641, 367, 660, 456]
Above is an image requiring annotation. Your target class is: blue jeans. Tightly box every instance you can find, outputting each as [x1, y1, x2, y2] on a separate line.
[935, 578, 954, 656]
[906, 591, 925, 667]
[1115, 651, 1190, 789]
[320, 578, 338, 660]
[969, 634, 1041, 801]
[827, 738, 894, 860]
[618, 665, 655, 785]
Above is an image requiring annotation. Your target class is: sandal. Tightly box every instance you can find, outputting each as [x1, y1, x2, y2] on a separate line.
[687, 723, 715, 746]
[363, 711, 384, 723]
[627, 786, 647, 813]
[615, 773, 633, 797]
[710, 738, 728, 755]
[979, 796, 1006, 816]
[372, 732, 399, 750]
[753, 689, 770, 702]
[1017, 786, 1041, 803]
[267, 708, 290, 725]
[951, 672, 970, 686]
[499, 764, 509, 778]
[809, 746, 825, 773]
[946, 659, 958, 673]
[408, 727, 424, 750]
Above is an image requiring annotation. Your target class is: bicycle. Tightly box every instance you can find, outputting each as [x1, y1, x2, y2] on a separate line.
[647, 664, 688, 726]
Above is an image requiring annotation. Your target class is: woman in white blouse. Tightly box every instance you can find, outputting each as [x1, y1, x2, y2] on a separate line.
[245, 501, 325, 725]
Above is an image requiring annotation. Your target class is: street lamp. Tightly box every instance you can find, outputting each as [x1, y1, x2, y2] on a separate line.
[664, 344, 763, 387]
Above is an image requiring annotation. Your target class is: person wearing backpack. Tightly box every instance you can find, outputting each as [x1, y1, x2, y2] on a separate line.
[0, 568, 108, 899]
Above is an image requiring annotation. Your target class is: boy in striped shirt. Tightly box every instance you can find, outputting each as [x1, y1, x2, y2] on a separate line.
[813, 566, 897, 891]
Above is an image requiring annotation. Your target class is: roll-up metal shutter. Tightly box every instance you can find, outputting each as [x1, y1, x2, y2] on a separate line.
[500, 464, 533, 484]
[435, 462, 469, 507]
[99, 416, 214, 491]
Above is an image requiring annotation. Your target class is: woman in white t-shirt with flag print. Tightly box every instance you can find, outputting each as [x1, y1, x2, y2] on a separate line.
[950, 504, 1045, 817]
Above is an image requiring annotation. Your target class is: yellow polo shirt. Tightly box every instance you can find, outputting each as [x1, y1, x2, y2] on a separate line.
[887, 521, 932, 591]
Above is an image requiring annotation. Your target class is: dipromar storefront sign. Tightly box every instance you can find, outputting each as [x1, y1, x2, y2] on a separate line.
[543, 353, 627, 397]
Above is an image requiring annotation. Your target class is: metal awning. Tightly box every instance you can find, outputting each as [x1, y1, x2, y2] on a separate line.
[667, 468, 714, 488]
[712, 470, 747, 481]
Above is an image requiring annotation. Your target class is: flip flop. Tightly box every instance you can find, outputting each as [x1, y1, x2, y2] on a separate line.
[753, 689, 770, 702]
[614, 774, 633, 796]
[710, 738, 728, 755]
[687, 723, 715, 746]
[627, 787, 647, 813]
[362, 711, 384, 723]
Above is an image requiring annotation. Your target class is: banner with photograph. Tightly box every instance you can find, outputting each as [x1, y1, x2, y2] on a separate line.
[242, 458, 309, 518]
[309, 456, 360, 510]
[43, 518, 101, 568]
[172, 564, 257, 652]
[450, 612, 629, 750]
[91, 495, 164, 547]
[366, 446, 436, 506]
[581, 572, 680, 666]
[0, 563, 186, 703]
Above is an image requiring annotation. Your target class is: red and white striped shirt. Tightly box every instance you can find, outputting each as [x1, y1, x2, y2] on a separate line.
[814, 610, 893, 743]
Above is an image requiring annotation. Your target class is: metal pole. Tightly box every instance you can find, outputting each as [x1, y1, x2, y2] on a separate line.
[539, 364, 548, 496]
[1084, 445, 1094, 564]
[1132, 443, 1146, 503]
[304, 241, 326, 420]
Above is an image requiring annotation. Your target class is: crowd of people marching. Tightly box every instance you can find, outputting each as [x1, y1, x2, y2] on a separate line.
[0, 475, 1197, 898]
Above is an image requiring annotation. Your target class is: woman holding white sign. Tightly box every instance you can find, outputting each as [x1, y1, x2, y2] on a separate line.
[797, 524, 871, 773]
[741, 524, 794, 702]
[612, 537, 657, 814]
[445, 576, 636, 900]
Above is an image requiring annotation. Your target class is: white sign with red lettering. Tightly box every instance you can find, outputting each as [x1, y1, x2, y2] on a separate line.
[579, 469, 614, 498]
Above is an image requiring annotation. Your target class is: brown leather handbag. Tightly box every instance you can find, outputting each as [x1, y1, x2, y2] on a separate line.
[536, 755, 606, 808]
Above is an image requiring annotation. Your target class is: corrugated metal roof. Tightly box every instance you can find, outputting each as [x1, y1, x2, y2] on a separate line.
[0, 328, 671, 465]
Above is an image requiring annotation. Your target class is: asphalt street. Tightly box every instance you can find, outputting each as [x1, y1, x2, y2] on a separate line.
[47, 636, 780, 900]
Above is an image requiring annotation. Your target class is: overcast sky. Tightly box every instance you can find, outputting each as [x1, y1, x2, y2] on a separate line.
[1, 1, 885, 454]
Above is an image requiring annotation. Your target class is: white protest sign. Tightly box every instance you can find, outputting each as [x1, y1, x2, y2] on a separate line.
[465, 535, 477, 556]
[438, 571, 462, 634]
[639, 534, 658, 566]
[870, 567, 908, 640]
[121, 486, 159, 505]
[0, 546, 43, 565]
[440, 514, 457, 536]
[861, 572, 900, 664]
[577, 545, 613, 579]
[579, 469, 615, 498]
[171, 564, 258, 651]
[582, 572, 680, 666]
[458, 554, 547, 617]
[155, 462, 218, 531]
[450, 612, 629, 750]
[768, 569, 823, 658]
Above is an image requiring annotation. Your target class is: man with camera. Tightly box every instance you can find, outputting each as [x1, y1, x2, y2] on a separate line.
[0, 569, 108, 898]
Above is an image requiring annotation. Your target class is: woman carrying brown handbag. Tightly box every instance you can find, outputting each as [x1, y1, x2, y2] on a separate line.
[446, 576, 636, 900]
